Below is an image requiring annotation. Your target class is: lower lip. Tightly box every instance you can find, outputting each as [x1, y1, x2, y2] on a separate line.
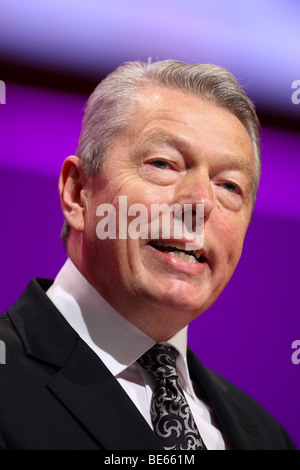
[147, 244, 207, 275]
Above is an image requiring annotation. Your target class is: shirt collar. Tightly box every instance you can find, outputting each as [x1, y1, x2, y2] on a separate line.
[47, 258, 195, 397]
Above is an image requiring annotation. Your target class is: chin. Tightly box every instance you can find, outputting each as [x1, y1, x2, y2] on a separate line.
[144, 282, 208, 316]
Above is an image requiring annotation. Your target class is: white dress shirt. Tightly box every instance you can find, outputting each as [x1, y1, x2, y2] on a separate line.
[46, 258, 226, 450]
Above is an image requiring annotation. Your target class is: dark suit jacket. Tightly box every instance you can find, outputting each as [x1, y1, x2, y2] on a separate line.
[0, 278, 296, 450]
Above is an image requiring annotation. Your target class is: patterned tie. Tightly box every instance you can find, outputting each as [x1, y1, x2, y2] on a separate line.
[137, 343, 206, 450]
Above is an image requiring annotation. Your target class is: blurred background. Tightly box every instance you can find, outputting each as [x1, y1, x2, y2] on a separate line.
[0, 0, 299, 448]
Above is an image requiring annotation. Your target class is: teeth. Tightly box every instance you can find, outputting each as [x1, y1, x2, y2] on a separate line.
[155, 241, 186, 250]
[154, 240, 201, 260]
[168, 251, 197, 263]
[173, 251, 197, 263]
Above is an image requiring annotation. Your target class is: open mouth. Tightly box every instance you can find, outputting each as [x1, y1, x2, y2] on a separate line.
[148, 241, 207, 264]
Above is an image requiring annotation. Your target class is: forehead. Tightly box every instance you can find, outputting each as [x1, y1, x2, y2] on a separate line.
[129, 86, 250, 139]
[126, 86, 255, 169]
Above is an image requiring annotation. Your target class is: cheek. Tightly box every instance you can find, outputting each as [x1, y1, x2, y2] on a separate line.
[227, 229, 244, 265]
[213, 214, 247, 265]
[124, 182, 175, 206]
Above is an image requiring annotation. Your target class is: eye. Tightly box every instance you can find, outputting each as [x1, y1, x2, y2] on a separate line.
[222, 182, 239, 193]
[151, 160, 169, 169]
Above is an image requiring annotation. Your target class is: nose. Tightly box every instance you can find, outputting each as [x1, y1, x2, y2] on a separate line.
[174, 167, 215, 221]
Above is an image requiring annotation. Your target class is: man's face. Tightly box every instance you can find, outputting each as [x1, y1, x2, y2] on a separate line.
[80, 87, 255, 340]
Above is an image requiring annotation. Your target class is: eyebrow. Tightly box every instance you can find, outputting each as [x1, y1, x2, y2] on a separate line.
[137, 130, 191, 154]
[215, 154, 255, 179]
[137, 129, 255, 179]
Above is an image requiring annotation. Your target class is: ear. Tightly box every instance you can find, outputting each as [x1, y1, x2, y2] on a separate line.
[59, 156, 85, 233]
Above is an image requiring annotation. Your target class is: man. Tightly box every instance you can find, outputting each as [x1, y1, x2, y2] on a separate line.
[0, 59, 296, 450]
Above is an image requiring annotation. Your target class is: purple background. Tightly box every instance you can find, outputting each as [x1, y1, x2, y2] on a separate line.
[0, 0, 299, 449]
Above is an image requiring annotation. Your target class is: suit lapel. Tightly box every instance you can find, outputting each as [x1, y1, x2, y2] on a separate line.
[187, 348, 259, 450]
[46, 338, 163, 450]
[9, 278, 163, 450]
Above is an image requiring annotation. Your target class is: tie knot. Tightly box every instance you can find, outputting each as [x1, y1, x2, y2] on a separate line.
[137, 343, 179, 380]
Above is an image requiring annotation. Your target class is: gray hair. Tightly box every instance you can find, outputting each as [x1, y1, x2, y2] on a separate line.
[61, 59, 261, 247]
